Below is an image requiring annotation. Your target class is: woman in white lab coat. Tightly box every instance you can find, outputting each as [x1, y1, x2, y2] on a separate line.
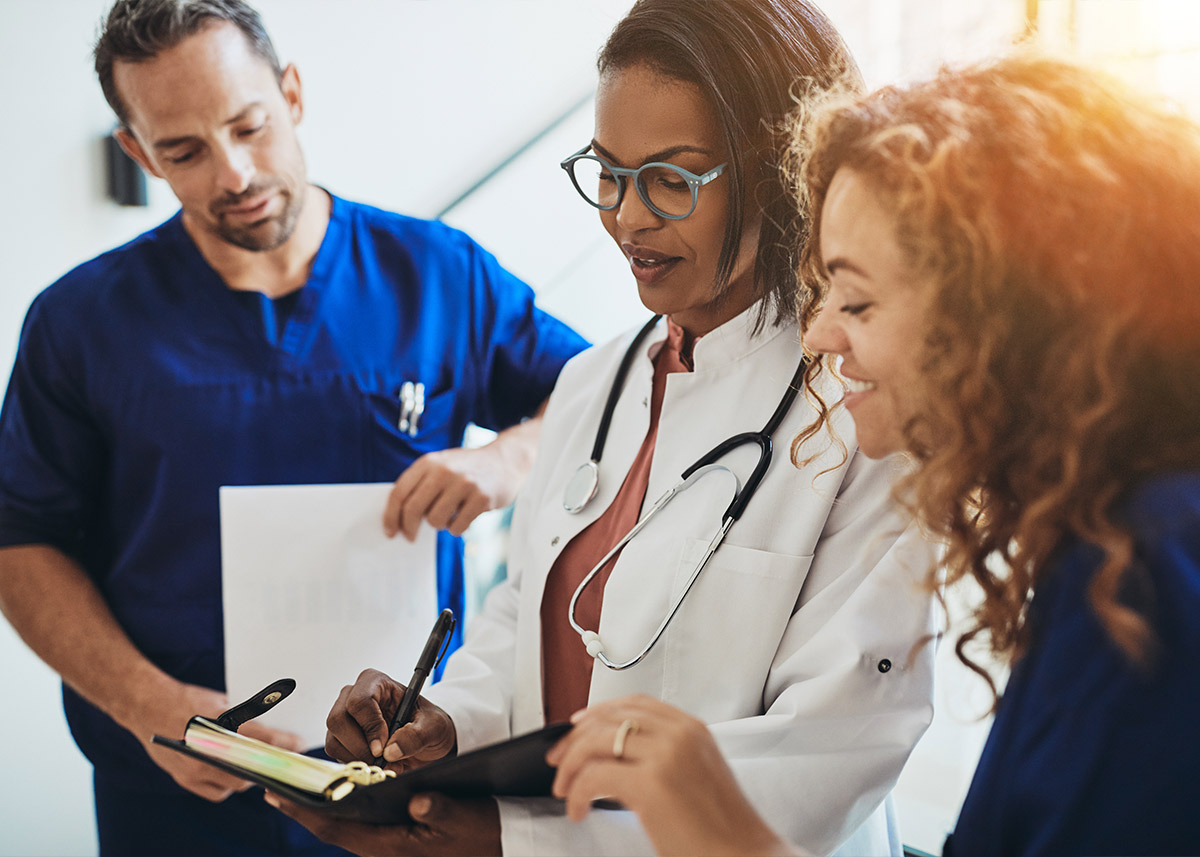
[545, 53, 1200, 857]
[269, 1, 938, 855]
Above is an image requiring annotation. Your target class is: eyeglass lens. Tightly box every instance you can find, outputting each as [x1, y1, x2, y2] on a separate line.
[568, 157, 696, 218]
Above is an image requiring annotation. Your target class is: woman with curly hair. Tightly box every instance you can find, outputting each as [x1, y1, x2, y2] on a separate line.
[549, 53, 1200, 856]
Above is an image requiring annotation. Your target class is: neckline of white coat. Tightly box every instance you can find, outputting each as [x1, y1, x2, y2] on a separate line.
[639, 300, 797, 373]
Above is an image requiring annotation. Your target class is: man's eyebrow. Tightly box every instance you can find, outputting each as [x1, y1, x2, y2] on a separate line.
[152, 103, 264, 150]
[591, 140, 714, 166]
[152, 133, 197, 151]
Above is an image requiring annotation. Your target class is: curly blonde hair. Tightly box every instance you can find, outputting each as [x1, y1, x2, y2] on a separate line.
[791, 53, 1200, 693]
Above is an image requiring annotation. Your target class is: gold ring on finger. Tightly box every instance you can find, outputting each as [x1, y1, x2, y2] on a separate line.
[612, 719, 639, 759]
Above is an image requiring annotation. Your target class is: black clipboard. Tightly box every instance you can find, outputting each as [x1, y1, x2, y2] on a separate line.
[152, 679, 571, 824]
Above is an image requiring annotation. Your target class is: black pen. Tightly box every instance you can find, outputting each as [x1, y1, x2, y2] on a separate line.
[377, 608, 456, 765]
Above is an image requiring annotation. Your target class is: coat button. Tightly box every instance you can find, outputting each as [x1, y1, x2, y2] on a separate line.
[551, 536, 560, 546]
[877, 659, 892, 673]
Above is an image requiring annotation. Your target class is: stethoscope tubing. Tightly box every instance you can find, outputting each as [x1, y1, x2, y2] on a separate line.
[589, 314, 663, 464]
[567, 464, 741, 670]
[565, 318, 811, 670]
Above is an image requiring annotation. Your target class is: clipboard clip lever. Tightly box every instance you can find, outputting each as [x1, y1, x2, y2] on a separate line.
[216, 678, 297, 733]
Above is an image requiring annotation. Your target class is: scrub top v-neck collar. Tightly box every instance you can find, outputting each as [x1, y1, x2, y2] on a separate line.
[160, 189, 344, 358]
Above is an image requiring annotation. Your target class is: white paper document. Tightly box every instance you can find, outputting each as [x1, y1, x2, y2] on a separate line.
[220, 483, 438, 749]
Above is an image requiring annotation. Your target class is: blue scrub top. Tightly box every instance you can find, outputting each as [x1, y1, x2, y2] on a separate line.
[0, 194, 588, 790]
[945, 472, 1200, 856]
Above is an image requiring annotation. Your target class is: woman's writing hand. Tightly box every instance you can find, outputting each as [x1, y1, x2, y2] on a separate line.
[325, 668, 456, 772]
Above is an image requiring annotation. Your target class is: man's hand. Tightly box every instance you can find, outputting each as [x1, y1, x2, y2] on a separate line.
[383, 446, 516, 541]
[266, 791, 502, 857]
[325, 668, 456, 772]
[0, 546, 309, 803]
[136, 682, 306, 802]
[383, 404, 548, 541]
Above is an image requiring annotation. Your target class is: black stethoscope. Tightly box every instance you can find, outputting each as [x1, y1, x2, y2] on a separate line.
[563, 315, 809, 669]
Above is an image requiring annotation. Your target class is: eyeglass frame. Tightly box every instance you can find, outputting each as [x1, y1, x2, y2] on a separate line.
[559, 144, 727, 221]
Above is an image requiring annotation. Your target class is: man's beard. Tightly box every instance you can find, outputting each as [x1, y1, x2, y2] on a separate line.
[211, 181, 303, 252]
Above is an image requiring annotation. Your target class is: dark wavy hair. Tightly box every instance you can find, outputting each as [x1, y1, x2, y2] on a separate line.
[95, 0, 282, 128]
[598, 0, 862, 335]
[793, 53, 1200, 695]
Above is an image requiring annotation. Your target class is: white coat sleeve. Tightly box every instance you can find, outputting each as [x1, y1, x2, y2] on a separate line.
[419, 575, 520, 751]
[421, 499, 529, 751]
[496, 797, 655, 857]
[713, 449, 938, 856]
[420, 406, 565, 748]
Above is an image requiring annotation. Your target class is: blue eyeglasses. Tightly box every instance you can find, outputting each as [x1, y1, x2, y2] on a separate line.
[560, 145, 727, 220]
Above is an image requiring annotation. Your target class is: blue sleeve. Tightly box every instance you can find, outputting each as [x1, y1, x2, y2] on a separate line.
[947, 489, 1200, 856]
[0, 294, 105, 554]
[462, 240, 588, 432]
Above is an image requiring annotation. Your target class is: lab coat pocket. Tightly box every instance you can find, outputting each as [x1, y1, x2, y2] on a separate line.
[663, 540, 814, 720]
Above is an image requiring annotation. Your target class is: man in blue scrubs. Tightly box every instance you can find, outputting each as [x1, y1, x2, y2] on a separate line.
[0, 1, 587, 854]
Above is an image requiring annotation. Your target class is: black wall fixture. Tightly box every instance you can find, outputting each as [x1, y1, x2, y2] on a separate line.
[105, 133, 148, 206]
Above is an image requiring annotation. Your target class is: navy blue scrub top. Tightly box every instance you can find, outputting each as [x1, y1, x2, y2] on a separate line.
[944, 472, 1200, 856]
[0, 194, 588, 789]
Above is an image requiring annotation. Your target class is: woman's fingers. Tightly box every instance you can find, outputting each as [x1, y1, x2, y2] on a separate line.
[382, 696, 457, 764]
[550, 698, 663, 801]
[325, 670, 405, 761]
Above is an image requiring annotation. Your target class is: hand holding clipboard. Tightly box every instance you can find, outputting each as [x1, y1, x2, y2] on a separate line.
[153, 674, 569, 825]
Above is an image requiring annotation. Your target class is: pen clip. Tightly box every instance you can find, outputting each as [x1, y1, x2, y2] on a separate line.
[409, 382, 425, 437]
[433, 614, 456, 670]
[398, 382, 414, 433]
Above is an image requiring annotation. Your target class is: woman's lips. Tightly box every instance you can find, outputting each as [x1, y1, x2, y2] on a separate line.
[843, 376, 877, 394]
[841, 376, 878, 410]
[623, 243, 682, 285]
[834, 356, 879, 407]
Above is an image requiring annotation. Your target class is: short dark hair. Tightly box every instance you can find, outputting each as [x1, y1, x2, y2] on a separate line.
[598, 0, 862, 330]
[94, 0, 283, 128]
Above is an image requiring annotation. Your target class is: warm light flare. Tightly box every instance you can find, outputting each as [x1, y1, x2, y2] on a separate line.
[1031, 0, 1200, 117]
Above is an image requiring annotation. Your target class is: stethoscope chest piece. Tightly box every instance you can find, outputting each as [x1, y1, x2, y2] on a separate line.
[563, 460, 600, 514]
[558, 313, 811, 672]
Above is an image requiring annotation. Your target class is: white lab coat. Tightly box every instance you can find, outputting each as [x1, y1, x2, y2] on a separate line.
[426, 306, 937, 856]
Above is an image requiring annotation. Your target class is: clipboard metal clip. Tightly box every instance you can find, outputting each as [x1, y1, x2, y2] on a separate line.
[325, 761, 397, 801]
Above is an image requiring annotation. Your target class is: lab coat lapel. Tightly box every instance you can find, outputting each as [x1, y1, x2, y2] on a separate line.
[589, 308, 805, 701]
[510, 321, 666, 731]
[521, 321, 665, 580]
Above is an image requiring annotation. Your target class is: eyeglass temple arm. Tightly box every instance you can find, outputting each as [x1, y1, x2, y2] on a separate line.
[697, 163, 727, 185]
